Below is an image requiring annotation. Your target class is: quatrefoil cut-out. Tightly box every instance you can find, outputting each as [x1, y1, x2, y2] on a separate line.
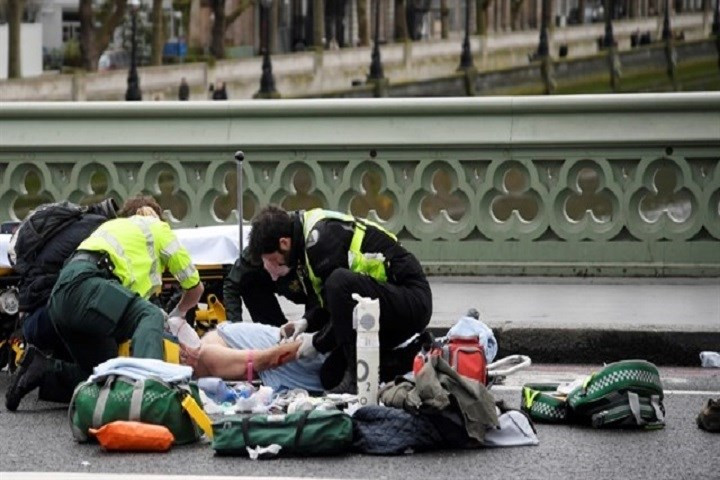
[12, 168, 54, 220]
[491, 167, 539, 223]
[419, 166, 468, 223]
[564, 166, 615, 224]
[145, 167, 189, 222]
[638, 165, 692, 224]
[69, 165, 119, 208]
[212, 167, 256, 223]
[278, 166, 325, 212]
[626, 158, 702, 240]
[349, 169, 395, 221]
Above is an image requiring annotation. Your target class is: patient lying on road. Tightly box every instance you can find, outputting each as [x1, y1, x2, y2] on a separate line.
[179, 322, 326, 392]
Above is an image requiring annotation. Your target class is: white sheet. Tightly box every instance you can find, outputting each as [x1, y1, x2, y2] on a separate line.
[0, 234, 10, 268]
[0, 224, 251, 268]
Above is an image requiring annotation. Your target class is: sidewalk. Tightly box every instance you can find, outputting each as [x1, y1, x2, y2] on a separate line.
[280, 276, 720, 366]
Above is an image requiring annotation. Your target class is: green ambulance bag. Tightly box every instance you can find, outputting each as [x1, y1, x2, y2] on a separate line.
[567, 359, 665, 429]
[521, 383, 570, 424]
[69, 374, 207, 445]
[212, 409, 353, 456]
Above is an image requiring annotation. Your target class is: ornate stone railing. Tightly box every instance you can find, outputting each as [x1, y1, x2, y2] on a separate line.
[0, 94, 718, 276]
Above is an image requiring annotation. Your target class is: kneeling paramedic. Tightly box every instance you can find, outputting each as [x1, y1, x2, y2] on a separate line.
[5, 196, 204, 411]
[247, 205, 432, 394]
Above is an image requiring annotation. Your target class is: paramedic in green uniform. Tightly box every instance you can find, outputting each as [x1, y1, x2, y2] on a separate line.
[5, 196, 204, 411]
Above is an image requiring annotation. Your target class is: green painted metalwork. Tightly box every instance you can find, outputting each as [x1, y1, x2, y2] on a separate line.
[0, 95, 718, 276]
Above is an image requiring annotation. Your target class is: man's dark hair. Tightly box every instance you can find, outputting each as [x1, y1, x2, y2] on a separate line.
[118, 195, 164, 219]
[248, 205, 293, 264]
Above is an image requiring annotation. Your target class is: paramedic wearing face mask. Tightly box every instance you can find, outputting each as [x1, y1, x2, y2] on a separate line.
[222, 215, 314, 328]
[247, 205, 432, 394]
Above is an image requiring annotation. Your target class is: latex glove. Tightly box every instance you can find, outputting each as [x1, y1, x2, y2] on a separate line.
[280, 318, 308, 342]
[296, 333, 318, 360]
[169, 306, 184, 319]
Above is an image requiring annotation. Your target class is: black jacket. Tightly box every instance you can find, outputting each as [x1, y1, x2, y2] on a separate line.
[17, 203, 115, 312]
[222, 246, 310, 324]
[289, 211, 428, 352]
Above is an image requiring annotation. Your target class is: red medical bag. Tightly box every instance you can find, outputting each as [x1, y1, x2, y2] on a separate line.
[413, 336, 487, 385]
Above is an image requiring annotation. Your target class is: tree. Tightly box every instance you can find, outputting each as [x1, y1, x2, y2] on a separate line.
[357, 0, 369, 46]
[7, 0, 24, 78]
[476, 0, 494, 36]
[394, 0, 408, 41]
[79, 0, 128, 71]
[313, 0, 324, 49]
[510, 0, 524, 30]
[209, 0, 226, 58]
[440, 0, 449, 38]
[151, 0, 164, 65]
[209, 0, 253, 59]
[578, 0, 586, 23]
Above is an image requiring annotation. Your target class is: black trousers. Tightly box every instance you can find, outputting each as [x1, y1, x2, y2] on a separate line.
[324, 268, 432, 351]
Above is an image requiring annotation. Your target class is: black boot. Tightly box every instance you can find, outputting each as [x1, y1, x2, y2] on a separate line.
[5, 345, 51, 411]
[697, 398, 720, 432]
[326, 345, 357, 395]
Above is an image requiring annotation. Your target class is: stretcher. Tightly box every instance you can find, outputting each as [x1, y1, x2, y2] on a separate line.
[0, 224, 248, 371]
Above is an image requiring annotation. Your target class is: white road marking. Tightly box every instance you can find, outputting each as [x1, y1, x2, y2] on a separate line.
[1, 474, 346, 480]
[491, 385, 720, 396]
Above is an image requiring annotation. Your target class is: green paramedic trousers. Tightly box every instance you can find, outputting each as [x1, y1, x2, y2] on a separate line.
[45, 259, 165, 394]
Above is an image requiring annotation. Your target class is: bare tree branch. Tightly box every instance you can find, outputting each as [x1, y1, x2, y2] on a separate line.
[225, 0, 254, 30]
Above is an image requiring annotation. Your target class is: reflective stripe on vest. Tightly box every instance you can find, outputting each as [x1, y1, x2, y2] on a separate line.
[302, 209, 396, 306]
[130, 217, 162, 290]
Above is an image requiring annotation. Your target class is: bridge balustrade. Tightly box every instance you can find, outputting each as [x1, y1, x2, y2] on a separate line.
[0, 94, 718, 276]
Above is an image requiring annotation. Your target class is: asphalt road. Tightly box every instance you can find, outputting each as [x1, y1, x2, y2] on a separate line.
[2, 364, 719, 480]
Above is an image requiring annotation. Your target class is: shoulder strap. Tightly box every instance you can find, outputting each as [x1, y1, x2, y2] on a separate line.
[92, 376, 115, 428]
[129, 379, 145, 422]
[181, 392, 213, 439]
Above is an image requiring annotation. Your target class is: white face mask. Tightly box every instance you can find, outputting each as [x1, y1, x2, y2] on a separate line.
[263, 257, 290, 281]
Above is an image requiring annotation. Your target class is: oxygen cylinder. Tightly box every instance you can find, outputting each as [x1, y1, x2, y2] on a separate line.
[352, 293, 380, 406]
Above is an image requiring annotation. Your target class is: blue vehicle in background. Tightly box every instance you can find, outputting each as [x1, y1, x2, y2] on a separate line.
[163, 38, 188, 62]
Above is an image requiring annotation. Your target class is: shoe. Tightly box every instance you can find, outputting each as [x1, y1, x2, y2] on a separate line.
[326, 366, 358, 395]
[5, 345, 50, 412]
[326, 344, 358, 395]
[696, 398, 720, 432]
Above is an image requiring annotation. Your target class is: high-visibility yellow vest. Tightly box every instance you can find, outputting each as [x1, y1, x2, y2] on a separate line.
[302, 209, 397, 306]
[77, 216, 199, 298]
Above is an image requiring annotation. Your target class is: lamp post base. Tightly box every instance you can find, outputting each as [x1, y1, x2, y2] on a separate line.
[253, 90, 281, 99]
[366, 77, 389, 98]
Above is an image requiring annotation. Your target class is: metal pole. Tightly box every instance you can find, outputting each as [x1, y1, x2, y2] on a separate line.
[604, 0, 621, 91]
[235, 150, 245, 255]
[458, 0, 474, 69]
[538, 0, 555, 94]
[663, 0, 678, 89]
[538, 0, 549, 58]
[603, 0, 615, 49]
[257, 1, 279, 98]
[368, 0, 384, 80]
[713, 0, 720, 69]
[125, 7, 142, 101]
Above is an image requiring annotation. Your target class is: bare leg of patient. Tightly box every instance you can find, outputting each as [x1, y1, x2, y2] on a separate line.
[181, 331, 301, 380]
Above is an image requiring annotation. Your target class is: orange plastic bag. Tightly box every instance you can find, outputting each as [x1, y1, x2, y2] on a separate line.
[89, 421, 175, 452]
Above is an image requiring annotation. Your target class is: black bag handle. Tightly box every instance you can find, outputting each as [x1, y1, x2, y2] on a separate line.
[242, 416, 251, 447]
[293, 410, 312, 451]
